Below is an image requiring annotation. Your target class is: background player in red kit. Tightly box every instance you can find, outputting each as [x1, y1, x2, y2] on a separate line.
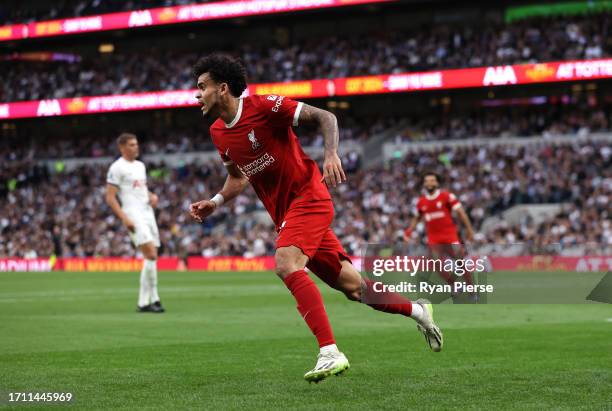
[404, 172, 477, 291]
[188, 54, 443, 382]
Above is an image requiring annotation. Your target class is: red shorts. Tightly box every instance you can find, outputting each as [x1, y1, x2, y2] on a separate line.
[428, 243, 466, 259]
[275, 200, 351, 287]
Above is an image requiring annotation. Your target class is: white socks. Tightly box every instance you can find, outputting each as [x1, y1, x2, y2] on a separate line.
[320, 344, 339, 355]
[145, 259, 160, 303]
[138, 259, 159, 307]
[410, 303, 424, 323]
[138, 264, 151, 307]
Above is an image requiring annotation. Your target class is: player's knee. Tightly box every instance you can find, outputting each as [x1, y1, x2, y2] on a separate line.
[337, 263, 363, 301]
[275, 258, 297, 279]
[141, 243, 157, 260]
[275, 248, 302, 279]
[343, 283, 362, 301]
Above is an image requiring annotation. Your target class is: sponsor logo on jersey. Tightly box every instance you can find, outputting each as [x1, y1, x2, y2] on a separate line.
[248, 129, 261, 150]
[266, 95, 278, 101]
[238, 153, 275, 178]
[424, 211, 446, 221]
[271, 96, 285, 112]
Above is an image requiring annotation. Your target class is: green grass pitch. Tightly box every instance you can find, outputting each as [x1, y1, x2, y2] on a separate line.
[0, 271, 610, 410]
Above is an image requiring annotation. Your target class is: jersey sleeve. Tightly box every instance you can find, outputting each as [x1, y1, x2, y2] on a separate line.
[448, 192, 462, 211]
[414, 199, 423, 216]
[253, 94, 303, 128]
[106, 163, 122, 187]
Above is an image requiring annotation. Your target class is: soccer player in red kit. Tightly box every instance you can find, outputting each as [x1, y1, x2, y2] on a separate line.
[188, 54, 443, 382]
[404, 172, 477, 290]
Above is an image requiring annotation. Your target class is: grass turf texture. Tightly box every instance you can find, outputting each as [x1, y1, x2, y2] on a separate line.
[0, 271, 610, 410]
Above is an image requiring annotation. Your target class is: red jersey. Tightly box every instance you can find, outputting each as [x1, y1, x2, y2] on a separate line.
[210, 94, 331, 227]
[416, 190, 462, 245]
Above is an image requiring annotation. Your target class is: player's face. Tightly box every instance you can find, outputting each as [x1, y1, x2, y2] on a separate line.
[195, 73, 225, 119]
[120, 138, 139, 160]
[423, 175, 439, 193]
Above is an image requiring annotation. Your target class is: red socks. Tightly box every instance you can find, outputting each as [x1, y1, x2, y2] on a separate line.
[362, 279, 412, 317]
[283, 270, 335, 348]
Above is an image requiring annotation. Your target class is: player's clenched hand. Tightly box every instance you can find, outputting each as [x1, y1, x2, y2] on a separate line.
[122, 217, 136, 233]
[403, 228, 413, 243]
[321, 152, 347, 188]
[189, 200, 216, 222]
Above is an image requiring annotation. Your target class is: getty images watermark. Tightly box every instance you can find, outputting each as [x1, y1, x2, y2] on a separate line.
[361, 243, 612, 304]
[370, 254, 492, 296]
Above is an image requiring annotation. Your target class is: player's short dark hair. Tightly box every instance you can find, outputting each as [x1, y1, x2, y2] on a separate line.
[422, 171, 441, 184]
[193, 53, 248, 97]
[117, 132, 137, 146]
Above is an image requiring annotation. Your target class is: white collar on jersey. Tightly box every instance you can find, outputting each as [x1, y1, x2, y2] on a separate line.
[424, 189, 440, 200]
[225, 97, 244, 129]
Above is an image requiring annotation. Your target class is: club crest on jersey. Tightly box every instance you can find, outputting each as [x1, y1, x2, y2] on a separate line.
[437, 201, 442, 208]
[248, 129, 261, 150]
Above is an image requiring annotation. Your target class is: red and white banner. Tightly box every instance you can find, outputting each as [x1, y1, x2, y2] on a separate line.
[187, 256, 275, 271]
[488, 256, 612, 273]
[1, 59, 611, 120]
[0, 258, 54, 272]
[1, 255, 609, 272]
[0, 0, 391, 42]
[57, 257, 180, 272]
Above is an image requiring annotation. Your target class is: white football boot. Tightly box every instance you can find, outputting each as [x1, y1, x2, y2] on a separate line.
[304, 351, 350, 383]
[415, 298, 443, 352]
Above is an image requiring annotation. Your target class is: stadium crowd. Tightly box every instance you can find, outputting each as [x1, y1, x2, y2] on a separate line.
[0, 115, 388, 160]
[1, 140, 609, 259]
[1, 13, 609, 102]
[1, 103, 609, 162]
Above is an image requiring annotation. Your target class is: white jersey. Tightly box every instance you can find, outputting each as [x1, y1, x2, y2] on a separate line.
[106, 157, 150, 211]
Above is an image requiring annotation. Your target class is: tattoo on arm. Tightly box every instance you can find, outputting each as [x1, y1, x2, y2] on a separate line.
[299, 103, 339, 154]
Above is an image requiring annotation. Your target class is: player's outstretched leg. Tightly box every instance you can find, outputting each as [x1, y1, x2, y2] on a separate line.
[335, 260, 443, 352]
[276, 246, 350, 382]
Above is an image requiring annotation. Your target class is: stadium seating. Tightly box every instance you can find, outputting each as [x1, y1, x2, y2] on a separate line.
[1, 139, 609, 258]
[1, 13, 609, 102]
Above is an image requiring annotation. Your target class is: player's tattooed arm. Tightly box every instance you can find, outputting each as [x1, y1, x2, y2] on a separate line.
[297, 104, 339, 153]
[298, 103, 347, 188]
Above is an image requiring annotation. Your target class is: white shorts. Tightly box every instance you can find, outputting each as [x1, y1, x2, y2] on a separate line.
[124, 208, 160, 248]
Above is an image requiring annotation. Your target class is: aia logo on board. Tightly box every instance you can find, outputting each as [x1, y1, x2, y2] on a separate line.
[483, 66, 517, 86]
[37, 99, 61, 116]
[129, 10, 153, 27]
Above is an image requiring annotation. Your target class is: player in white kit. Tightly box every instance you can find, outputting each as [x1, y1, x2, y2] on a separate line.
[105, 133, 165, 313]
